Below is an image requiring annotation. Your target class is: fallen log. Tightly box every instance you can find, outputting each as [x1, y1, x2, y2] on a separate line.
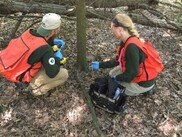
[0, 0, 181, 33]
[0, 0, 69, 15]
[129, 13, 181, 32]
[6, 0, 159, 8]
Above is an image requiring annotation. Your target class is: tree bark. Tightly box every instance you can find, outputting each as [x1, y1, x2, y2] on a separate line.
[129, 13, 180, 31]
[0, 0, 68, 15]
[85, 0, 159, 8]
[3, 0, 159, 8]
[85, 9, 182, 32]
[0, 0, 181, 32]
[0, 0, 159, 15]
[76, 0, 87, 71]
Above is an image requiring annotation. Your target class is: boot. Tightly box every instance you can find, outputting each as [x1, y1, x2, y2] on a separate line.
[143, 84, 157, 96]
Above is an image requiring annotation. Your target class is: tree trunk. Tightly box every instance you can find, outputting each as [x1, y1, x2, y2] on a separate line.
[76, 0, 87, 71]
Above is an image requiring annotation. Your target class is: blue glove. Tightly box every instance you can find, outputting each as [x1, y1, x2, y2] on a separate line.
[54, 39, 65, 49]
[54, 49, 63, 59]
[90, 61, 99, 70]
[112, 75, 119, 83]
[112, 75, 117, 81]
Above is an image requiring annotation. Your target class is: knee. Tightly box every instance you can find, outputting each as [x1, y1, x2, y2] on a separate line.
[60, 68, 69, 80]
[64, 69, 69, 80]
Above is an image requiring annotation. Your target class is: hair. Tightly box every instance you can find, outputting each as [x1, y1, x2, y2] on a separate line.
[113, 13, 144, 42]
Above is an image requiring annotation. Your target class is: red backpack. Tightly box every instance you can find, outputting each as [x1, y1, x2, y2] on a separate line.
[142, 40, 164, 73]
[119, 37, 164, 82]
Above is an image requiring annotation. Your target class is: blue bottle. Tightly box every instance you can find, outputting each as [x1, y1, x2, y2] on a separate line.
[113, 88, 122, 100]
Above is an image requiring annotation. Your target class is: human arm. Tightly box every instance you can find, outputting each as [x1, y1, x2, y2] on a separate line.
[99, 59, 119, 68]
[115, 44, 146, 82]
[28, 45, 61, 78]
[90, 59, 119, 70]
[51, 39, 67, 65]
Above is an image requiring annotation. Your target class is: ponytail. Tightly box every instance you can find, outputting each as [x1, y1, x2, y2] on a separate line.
[114, 13, 144, 42]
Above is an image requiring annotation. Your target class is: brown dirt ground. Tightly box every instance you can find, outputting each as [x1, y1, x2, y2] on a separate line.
[0, 14, 182, 137]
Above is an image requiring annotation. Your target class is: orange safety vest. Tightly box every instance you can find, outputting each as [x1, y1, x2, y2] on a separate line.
[118, 36, 164, 83]
[0, 29, 48, 82]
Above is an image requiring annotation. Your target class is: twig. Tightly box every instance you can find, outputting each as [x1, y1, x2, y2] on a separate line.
[165, 20, 182, 32]
[146, 8, 182, 32]
[74, 70, 105, 137]
[176, 36, 182, 41]
[139, 10, 182, 33]
[0, 14, 42, 19]
[26, 19, 41, 30]
[10, 12, 26, 39]
[86, 8, 109, 20]
[159, 1, 182, 9]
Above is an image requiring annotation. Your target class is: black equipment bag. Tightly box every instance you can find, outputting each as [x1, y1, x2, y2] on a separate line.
[89, 76, 126, 114]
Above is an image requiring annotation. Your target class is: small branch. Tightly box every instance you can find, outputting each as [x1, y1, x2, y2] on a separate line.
[146, 9, 182, 32]
[26, 19, 41, 30]
[74, 70, 105, 137]
[159, 1, 182, 9]
[165, 20, 182, 32]
[139, 11, 182, 32]
[10, 12, 26, 39]
[176, 36, 182, 41]
[86, 8, 109, 20]
[0, 14, 42, 19]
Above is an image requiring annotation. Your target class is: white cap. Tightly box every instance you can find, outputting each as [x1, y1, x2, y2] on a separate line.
[37, 13, 61, 36]
[41, 13, 61, 30]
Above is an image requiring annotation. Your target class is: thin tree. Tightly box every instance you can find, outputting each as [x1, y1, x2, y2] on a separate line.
[76, 0, 87, 71]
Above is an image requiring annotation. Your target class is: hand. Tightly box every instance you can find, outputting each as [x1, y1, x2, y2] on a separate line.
[109, 66, 120, 77]
[112, 75, 117, 81]
[89, 61, 99, 70]
[54, 49, 63, 59]
[54, 39, 65, 48]
[112, 75, 120, 83]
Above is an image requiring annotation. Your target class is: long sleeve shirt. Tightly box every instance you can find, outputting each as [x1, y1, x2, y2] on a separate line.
[99, 43, 156, 87]
[27, 29, 61, 78]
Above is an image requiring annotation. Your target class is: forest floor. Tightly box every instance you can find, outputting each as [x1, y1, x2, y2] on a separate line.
[0, 12, 182, 137]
